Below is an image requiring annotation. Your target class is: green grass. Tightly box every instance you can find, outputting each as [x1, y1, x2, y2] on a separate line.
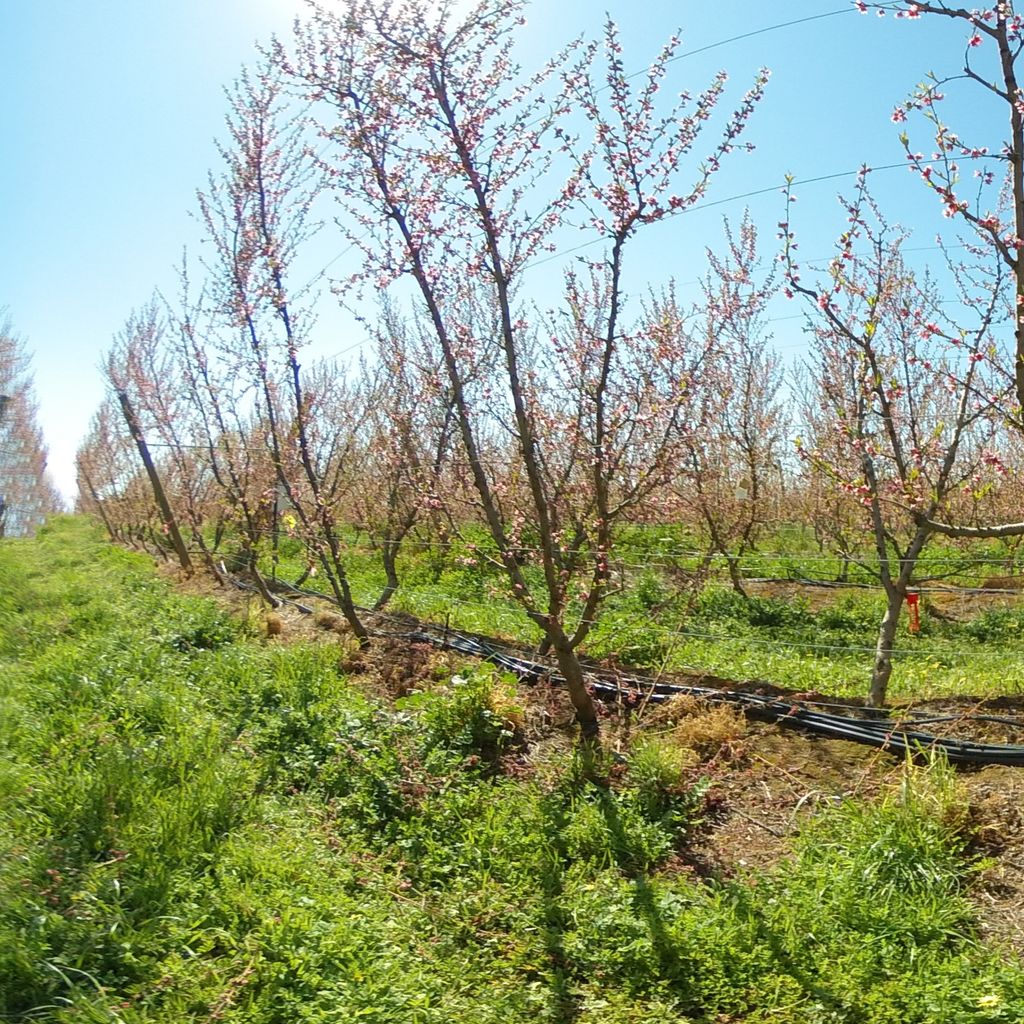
[4, 516, 1022, 1021]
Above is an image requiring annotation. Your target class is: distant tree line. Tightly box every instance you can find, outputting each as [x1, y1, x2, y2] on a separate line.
[0, 315, 60, 537]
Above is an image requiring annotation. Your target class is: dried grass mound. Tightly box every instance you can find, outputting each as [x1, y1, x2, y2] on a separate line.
[646, 694, 747, 758]
[313, 610, 347, 634]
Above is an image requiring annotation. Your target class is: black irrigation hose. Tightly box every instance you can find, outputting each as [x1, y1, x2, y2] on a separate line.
[388, 624, 1024, 768]
[239, 572, 1024, 767]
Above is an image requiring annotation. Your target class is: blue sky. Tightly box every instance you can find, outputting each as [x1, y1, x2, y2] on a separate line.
[0, 1, 985, 499]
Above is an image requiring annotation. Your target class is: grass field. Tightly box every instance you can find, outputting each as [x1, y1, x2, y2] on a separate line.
[3, 517, 1024, 1022]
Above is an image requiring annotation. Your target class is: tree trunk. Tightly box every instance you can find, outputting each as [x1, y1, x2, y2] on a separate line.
[79, 466, 117, 542]
[246, 546, 280, 609]
[548, 628, 600, 742]
[373, 541, 400, 611]
[868, 586, 904, 707]
[116, 389, 193, 574]
[725, 553, 748, 598]
[320, 542, 370, 647]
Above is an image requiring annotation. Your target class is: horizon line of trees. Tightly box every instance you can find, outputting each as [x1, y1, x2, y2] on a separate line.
[0, 314, 61, 538]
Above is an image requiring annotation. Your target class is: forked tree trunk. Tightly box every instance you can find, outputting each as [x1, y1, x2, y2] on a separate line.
[548, 627, 600, 742]
[724, 553, 748, 598]
[374, 540, 401, 611]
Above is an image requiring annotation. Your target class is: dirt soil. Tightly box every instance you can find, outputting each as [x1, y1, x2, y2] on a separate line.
[648, 712, 1024, 956]
[176, 566, 1024, 957]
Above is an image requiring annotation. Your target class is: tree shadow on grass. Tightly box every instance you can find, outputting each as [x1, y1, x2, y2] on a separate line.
[724, 881, 853, 1019]
[532, 752, 850, 1021]
[593, 787, 682, 985]
[536, 795, 581, 1024]
[533, 753, 690, 1017]
[593, 783, 851, 1018]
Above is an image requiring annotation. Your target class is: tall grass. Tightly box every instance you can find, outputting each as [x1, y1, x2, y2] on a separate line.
[1, 517, 1021, 1022]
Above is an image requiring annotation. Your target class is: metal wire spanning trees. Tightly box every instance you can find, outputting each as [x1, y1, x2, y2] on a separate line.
[0, 315, 60, 537]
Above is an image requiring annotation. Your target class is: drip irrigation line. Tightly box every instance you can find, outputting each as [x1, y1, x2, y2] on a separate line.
[223, 572, 315, 614]
[368, 593, 988, 659]
[893, 713, 1024, 729]
[216, 565, 1024, 765]
[120, 523, 1024, 660]
[386, 623, 1024, 767]
[244, 571, 1024, 766]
